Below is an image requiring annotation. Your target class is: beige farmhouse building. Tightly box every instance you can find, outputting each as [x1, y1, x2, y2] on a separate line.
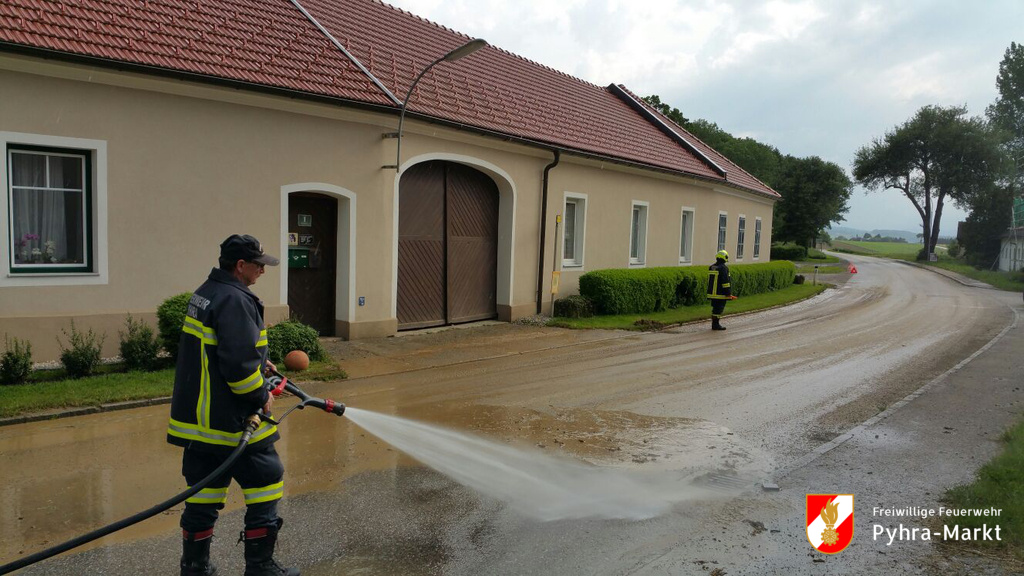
[0, 0, 779, 360]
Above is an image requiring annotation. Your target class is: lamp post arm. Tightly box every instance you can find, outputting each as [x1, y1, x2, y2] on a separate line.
[395, 54, 448, 174]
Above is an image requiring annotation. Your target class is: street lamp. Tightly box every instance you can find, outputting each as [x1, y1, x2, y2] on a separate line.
[392, 38, 488, 174]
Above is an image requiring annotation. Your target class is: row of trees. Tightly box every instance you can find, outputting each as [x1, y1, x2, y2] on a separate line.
[853, 42, 1023, 263]
[642, 96, 852, 249]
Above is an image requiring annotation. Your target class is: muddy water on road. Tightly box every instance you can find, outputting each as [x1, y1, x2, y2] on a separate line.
[0, 255, 1008, 569]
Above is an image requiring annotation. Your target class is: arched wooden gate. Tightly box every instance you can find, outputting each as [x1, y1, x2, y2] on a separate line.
[397, 161, 499, 329]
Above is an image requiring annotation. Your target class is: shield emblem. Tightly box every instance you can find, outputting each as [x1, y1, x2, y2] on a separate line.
[806, 494, 854, 553]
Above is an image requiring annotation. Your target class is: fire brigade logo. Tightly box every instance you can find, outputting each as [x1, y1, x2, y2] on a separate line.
[806, 494, 854, 553]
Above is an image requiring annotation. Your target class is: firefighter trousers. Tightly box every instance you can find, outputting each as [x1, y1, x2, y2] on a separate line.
[180, 443, 285, 533]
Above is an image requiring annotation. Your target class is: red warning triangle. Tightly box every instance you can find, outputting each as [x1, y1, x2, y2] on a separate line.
[848, 263, 858, 274]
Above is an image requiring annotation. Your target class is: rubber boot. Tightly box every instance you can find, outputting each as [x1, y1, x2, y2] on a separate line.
[242, 519, 300, 576]
[181, 529, 217, 576]
[711, 317, 726, 331]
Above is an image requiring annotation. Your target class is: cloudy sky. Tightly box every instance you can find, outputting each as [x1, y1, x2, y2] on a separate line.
[384, 0, 1021, 235]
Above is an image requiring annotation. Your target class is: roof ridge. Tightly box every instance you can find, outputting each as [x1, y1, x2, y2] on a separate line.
[373, 0, 603, 91]
[626, 86, 780, 197]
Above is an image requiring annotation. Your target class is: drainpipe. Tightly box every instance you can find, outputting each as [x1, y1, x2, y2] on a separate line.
[537, 150, 561, 314]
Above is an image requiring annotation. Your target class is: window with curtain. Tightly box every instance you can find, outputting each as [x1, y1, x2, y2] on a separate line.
[718, 213, 728, 252]
[8, 147, 90, 272]
[630, 203, 648, 265]
[562, 196, 586, 267]
[737, 216, 746, 259]
[679, 209, 693, 263]
[754, 218, 762, 258]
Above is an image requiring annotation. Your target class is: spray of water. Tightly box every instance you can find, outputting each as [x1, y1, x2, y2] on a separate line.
[344, 407, 718, 522]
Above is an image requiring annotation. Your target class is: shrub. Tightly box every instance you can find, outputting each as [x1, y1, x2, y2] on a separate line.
[57, 321, 105, 379]
[771, 243, 808, 261]
[157, 293, 192, 359]
[794, 274, 805, 285]
[267, 320, 327, 364]
[579, 261, 797, 315]
[553, 295, 594, 318]
[0, 336, 32, 386]
[119, 314, 160, 371]
[946, 240, 961, 258]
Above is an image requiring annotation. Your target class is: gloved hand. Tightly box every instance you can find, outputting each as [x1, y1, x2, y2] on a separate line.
[730, 295, 738, 300]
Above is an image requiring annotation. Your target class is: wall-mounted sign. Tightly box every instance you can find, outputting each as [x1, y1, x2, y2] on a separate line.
[287, 233, 299, 246]
[299, 234, 315, 246]
[298, 214, 313, 227]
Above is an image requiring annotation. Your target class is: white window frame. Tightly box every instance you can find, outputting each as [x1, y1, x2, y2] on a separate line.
[679, 207, 695, 264]
[717, 211, 728, 253]
[1, 132, 108, 287]
[561, 192, 587, 269]
[753, 217, 762, 259]
[737, 214, 746, 261]
[628, 200, 649, 267]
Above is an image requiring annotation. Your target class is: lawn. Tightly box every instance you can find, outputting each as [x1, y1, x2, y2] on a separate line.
[944, 417, 1024, 563]
[549, 283, 828, 330]
[0, 361, 346, 420]
[832, 240, 924, 258]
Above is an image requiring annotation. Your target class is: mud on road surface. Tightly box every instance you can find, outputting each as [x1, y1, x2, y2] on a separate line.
[1, 253, 1017, 575]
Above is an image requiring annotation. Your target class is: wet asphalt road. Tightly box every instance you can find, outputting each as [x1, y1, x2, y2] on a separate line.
[1, 254, 1019, 575]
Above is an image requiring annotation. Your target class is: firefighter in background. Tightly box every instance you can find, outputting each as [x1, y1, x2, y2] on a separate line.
[707, 249, 737, 330]
[168, 234, 300, 576]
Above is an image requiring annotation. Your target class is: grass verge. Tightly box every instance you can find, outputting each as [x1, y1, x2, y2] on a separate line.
[942, 418, 1024, 563]
[925, 261, 1024, 292]
[1, 361, 347, 420]
[548, 283, 828, 330]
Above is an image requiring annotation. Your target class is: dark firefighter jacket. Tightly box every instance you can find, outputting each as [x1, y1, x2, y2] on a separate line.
[167, 267, 278, 453]
[707, 260, 732, 300]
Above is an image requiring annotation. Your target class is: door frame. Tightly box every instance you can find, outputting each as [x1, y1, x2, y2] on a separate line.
[391, 153, 516, 322]
[279, 183, 356, 330]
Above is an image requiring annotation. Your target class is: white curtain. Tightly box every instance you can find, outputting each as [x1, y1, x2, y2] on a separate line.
[11, 153, 76, 264]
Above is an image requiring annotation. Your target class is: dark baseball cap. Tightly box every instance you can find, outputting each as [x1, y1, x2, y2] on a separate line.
[220, 234, 280, 266]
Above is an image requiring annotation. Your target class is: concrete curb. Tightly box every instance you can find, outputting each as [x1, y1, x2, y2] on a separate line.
[0, 396, 171, 427]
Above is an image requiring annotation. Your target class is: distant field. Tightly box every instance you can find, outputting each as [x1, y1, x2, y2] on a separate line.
[832, 241, 923, 258]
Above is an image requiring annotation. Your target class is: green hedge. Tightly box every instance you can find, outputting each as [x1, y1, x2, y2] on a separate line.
[579, 261, 796, 315]
[771, 243, 807, 260]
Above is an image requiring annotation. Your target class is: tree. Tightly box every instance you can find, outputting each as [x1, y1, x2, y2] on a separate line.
[959, 42, 1024, 263]
[643, 95, 784, 188]
[853, 105, 1003, 259]
[772, 155, 852, 247]
[986, 41, 1024, 193]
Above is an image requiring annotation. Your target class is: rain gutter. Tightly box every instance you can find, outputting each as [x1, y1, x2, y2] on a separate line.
[537, 149, 560, 314]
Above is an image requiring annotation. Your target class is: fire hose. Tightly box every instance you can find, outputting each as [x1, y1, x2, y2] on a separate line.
[0, 371, 344, 575]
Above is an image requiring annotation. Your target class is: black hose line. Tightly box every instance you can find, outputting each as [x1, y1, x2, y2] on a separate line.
[0, 376, 344, 575]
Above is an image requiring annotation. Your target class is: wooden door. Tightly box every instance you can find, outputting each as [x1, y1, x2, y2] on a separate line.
[287, 194, 337, 336]
[446, 163, 498, 323]
[397, 162, 447, 329]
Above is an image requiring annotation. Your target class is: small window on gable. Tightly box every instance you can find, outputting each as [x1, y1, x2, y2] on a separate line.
[679, 208, 694, 263]
[562, 194, 586, 268]
[630, 202, 648, 266]
[8, 146, 92, 273]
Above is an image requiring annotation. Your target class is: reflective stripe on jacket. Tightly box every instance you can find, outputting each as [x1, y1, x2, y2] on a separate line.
[168, 268, 278, 453]
[707, 261, 732, 300]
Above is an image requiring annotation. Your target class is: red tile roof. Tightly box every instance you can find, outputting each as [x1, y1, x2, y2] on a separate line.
[0, 0, 778, 198]
[0, 0, 394, 105]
